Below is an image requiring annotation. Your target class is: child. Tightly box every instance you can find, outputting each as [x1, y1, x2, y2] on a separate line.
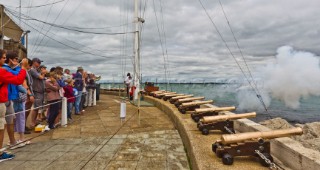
[63, 79, 75, 120]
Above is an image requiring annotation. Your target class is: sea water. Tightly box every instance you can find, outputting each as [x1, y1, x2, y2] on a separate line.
[100, 83, 320, 124]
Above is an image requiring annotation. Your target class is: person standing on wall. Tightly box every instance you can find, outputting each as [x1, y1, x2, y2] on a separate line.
[124, 73, 132, 99]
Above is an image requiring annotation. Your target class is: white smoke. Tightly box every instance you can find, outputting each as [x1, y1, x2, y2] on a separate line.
[236, 86, 271, 112]
[261, 46, 320, 109]
[236, 46, 320, 111]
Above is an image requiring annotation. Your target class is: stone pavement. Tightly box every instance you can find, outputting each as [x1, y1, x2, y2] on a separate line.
[0, 94, 190, 170]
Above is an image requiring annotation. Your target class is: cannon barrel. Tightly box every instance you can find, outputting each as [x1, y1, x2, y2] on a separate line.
[164, 94, 184, 97]
[202, 112, 256, 123]
[162, 92, 177, 96]
[155, 92, 176, 96]
[171, 95, 194, 100]
[178, 97, 205, 102]
[220, 127, 303, 145]
[150, 90, 165, 95]
[195, 106, 236, 114]
[181, 100, 214, 107]
[162, 92, 177, 95]
[154, 92, 176, 97]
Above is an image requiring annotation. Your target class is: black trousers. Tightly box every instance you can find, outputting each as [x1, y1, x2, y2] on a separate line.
[47, 100, 60, 129]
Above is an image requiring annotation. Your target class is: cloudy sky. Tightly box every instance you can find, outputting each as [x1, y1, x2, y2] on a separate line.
[2, 0, 320, 83]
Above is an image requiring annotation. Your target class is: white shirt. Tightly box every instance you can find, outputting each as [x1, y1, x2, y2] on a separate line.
[125, 76, 132, 87]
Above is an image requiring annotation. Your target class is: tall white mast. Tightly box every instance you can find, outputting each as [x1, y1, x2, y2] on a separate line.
[133, 0, 140, 100]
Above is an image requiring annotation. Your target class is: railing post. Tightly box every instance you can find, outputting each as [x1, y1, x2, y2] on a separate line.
[61, 97, 67, 127]
[93, 89, 97, 106]
[120, 99, 126, 125]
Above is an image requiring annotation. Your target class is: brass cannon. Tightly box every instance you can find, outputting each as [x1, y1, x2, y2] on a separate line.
[149, 90, 165, 96]
[197, 112, 256, 135]
[174, 97, 205, 107]
[212, 127, 303, 167]
[178, 100, 214, 114]
[163, 94, 185, 101]
[169, 95, 194, 104]
[191, 106, 236, 122]
[154, 92, 177, 99]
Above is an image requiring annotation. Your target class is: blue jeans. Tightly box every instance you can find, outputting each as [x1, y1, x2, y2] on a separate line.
[75, 91, 82, 114]
[67, 102, 74, 118]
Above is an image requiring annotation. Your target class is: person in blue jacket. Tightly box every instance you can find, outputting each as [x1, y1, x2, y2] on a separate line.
[2, 51, 25, 149]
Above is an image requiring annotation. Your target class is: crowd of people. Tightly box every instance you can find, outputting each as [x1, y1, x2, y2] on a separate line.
[0, 49, 98, 162]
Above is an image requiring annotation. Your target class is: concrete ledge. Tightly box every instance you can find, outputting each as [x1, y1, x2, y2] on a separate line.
[144, 96, 202, 170]
[144, 96, 267, 170]
[143, 95, 320, 170]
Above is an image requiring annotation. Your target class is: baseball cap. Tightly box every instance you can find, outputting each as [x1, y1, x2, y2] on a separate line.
[32, 57, 43, 63]
[39, 65, 47, 69]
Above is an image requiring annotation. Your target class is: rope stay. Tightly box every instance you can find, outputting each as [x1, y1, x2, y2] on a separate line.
[6, 8, 135, 36]
[198, 0, 269, 112]
[159, 0, 172, 91]
[5, 7, 134, 59]
[30, 0, 72, 58]
[152, 0, 169, 90]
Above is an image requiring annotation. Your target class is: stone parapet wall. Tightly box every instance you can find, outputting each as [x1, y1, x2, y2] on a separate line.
[144, 96, 320, 170]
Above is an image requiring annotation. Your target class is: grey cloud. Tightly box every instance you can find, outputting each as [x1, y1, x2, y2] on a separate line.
[1, 0, 320, 82]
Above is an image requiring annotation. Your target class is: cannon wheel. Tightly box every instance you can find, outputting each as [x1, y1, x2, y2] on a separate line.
[222, 153, 233, 165]
[212, 143, 219, 153]
[174, 102, 180, 107]
[191, 113, 196, 120]
[194, 116, 200, 122]
[259, 153, 273, 167]
[191, 114, 200, 122]
[179, 108, 186, 114]
[169, 100, 175, 104]
[201, 128, 209, 135]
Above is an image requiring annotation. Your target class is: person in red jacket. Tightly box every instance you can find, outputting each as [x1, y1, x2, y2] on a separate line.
[0, 49, 27, 162]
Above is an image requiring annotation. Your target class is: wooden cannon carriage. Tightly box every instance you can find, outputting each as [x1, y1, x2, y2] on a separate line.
[191, 106, 236, 122]
[198, 112, 256, 135]
[212, 127, 303, 167]
[178, 100, 213, 114]
[163, 94, 185, 101]
[174, 97, 205, 107]
[169, 95, 194, 104]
